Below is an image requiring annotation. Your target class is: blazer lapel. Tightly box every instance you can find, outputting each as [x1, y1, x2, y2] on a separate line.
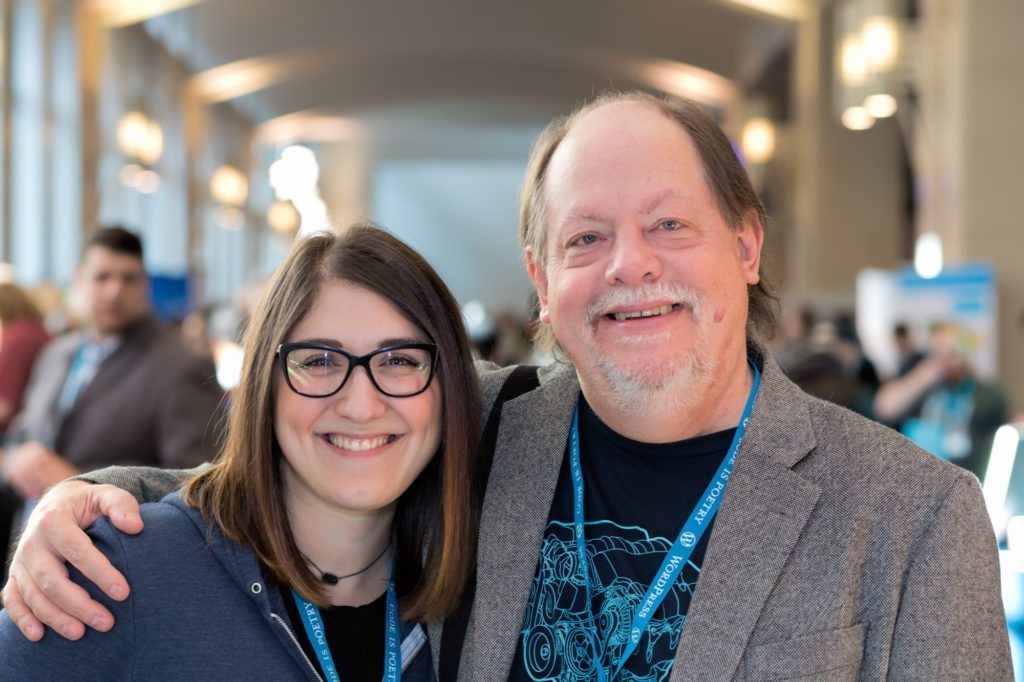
[461, 363, 580, 681]
[64, 321, 153, 421]
[30, 334, 81, 447]
[669, 358, 822, 681]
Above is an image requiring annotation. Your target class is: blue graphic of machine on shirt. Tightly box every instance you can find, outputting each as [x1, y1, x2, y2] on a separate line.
[520, 520, 699, 682]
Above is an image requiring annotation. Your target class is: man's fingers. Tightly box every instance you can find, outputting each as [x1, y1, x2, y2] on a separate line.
[89, 484, 143, 535]
[15, 531, 116, 636]
[3, 479, 135, 637]
[33, 508, 128, 603]
[56, 532, 129, 606]
[10, 562, 86, 641]
[1, 576, 44, 642]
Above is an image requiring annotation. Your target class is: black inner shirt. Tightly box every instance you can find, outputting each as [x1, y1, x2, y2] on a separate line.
[508, 395, 735, 682]
[280, 584, 387, 681]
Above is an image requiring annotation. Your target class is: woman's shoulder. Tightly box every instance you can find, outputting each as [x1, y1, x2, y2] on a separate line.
[0, 318, 49, 343]
[89, 491, 199, 541]
[0, 502, 203, 681]
[86, 491, 219, 577]
[84, 491, 265, 622]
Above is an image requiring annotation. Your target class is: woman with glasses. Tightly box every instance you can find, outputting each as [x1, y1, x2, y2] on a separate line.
[0, 223, 481, 681]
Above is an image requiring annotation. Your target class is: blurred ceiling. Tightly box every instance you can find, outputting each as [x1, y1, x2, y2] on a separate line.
[139, 0, 803, 149]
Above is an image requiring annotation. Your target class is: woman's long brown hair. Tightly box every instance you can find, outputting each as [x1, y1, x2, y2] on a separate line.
[183, 223, 481, 620]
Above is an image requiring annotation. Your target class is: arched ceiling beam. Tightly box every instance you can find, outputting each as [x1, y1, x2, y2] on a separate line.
[192, 42, 738, 119]
[715, 0, 811, 22]
[82, 0, 207, 28]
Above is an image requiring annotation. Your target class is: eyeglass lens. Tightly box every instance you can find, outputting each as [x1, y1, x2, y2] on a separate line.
[285, 346, 433, 397]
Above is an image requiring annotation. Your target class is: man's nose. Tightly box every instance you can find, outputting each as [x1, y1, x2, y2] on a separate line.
[333, 366, 389, 422]
[605, 228, 662, 286]
[102, 278, 127, 299]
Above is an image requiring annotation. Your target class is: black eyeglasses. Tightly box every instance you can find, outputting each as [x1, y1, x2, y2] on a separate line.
[276, 342, 439, 398]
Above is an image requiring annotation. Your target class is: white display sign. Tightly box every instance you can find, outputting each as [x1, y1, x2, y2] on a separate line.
[856, 263, 997, 380]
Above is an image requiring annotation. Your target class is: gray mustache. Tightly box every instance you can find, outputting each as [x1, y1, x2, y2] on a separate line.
[586, 285, 703, 324]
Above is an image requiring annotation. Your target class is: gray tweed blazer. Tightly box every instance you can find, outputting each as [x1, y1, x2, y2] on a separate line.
[430, 352, 1011, 681]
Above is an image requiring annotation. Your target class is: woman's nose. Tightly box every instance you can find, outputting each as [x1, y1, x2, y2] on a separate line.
[333, 366, 388, 422]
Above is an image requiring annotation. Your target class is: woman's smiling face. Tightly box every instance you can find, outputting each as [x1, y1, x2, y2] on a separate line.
[274, 279, 442, 517]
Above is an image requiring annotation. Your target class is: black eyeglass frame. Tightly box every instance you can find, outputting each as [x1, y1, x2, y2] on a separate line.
[276, 341, 440, 399]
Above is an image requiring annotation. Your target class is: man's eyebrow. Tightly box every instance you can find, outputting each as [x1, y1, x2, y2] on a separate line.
[563, 209, 611, 225]
[643, 189, 683, 214]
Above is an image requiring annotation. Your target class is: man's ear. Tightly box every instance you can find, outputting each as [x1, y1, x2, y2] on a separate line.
[525, 247, 551, 324]
[736, 211, 764, 285]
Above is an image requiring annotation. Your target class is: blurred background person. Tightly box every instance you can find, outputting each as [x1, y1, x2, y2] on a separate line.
[772, 305, 816, 373]
[0, 283, 50, 433]
[0, 282, 50, 567]
[779, 314, 877, 418]
[875, 322, 1010, 479]
[178, 304, 215, 360]
[834, 312, 880, 396]
[892, 322, 926, 378]
[0, 227, 224, 525]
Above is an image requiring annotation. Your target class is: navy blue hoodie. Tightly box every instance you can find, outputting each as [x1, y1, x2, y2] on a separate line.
[0, 491, 433, 681]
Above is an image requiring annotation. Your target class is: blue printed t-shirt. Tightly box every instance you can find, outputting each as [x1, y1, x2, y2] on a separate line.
[508, 396, 733, 682]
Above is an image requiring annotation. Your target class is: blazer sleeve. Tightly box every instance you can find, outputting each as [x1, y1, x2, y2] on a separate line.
[0, 518, 135, 679]
[75, 464, 204, 504]
[155, 350, 225, 468]
[886, 472, 1012, 679]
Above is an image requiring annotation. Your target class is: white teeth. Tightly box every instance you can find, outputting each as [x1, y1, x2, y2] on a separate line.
[611, 304, 676, 321]
[326, 434, 394, 451]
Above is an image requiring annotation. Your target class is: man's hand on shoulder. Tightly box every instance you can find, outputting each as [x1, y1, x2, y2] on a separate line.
[1, 480, 143, 641]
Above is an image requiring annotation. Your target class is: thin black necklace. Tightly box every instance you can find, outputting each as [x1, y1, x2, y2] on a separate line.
[301, 537, 393, 586]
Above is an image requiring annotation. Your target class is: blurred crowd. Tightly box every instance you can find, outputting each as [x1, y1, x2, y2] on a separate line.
[770, 306, 1014, 481]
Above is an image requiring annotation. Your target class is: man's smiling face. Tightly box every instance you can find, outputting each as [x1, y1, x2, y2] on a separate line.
[527, 101, 762, 408]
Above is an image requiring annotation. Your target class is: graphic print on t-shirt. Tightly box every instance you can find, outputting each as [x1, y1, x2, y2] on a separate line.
[519, 519, 700, 682]
[507, 396, 733, 682]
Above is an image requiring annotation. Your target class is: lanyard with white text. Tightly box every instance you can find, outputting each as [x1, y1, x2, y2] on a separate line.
[569, 363, 761, 680]
[290, 559, 401, 682]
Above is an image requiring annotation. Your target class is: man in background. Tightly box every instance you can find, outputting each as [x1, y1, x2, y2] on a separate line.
[1, 226, 223, 502]
[875, 321, 1010, 478]
[892, 322, 925, 378]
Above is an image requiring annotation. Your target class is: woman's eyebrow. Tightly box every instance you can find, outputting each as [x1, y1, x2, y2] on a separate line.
[377, 336, 426, 347]
[288, 336, 427, 349]
[292, 337, 342, 347]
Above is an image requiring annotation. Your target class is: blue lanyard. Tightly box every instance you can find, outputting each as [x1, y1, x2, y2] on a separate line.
[569, 363, 761, 680]
[290, 559, 401, 682]
[922, 380, 975, 427]
[942, 380, 975, 422]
